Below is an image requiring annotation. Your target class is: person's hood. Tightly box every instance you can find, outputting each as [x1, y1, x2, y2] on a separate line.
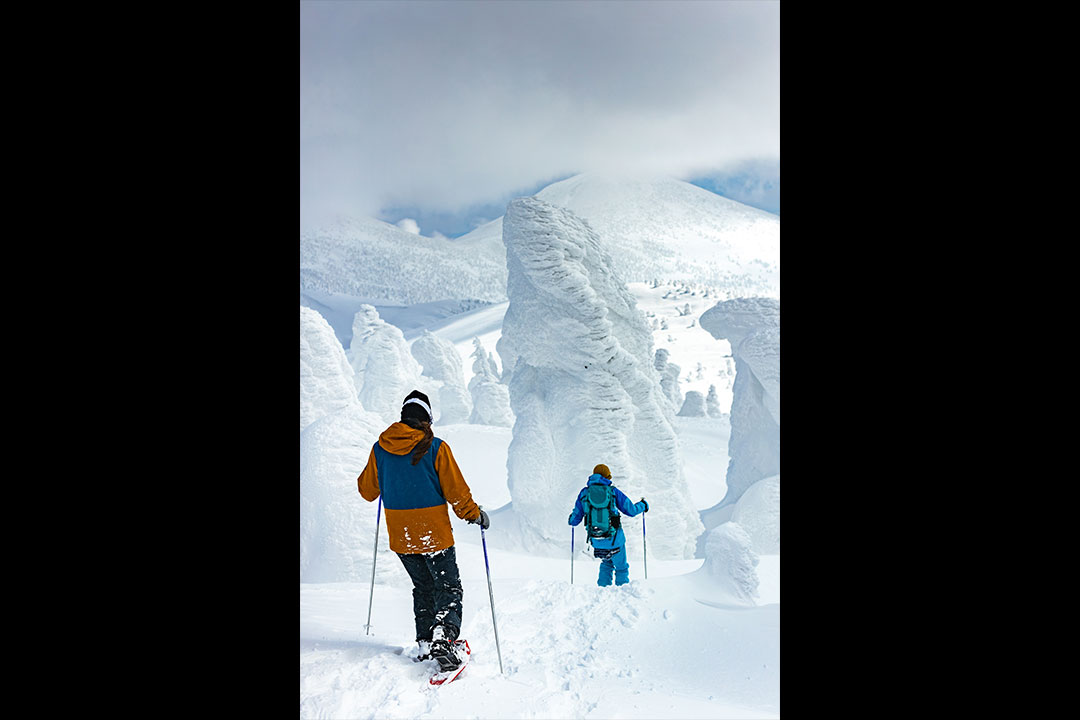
[587, 473, 612, 486]
[378, 422, 425, 455]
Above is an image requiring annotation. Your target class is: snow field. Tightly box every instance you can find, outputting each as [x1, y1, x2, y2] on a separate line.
[300, 545, 779, 719]
[301, 413, 777, 718]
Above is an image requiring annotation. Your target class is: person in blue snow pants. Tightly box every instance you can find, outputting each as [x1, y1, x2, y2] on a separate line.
[568, 464, 648, 587]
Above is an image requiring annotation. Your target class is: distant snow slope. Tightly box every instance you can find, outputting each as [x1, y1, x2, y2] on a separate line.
[300, 215, 506, 305]
[457, 173, 780, 298]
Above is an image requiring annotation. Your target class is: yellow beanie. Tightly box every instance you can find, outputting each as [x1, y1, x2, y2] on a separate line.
[593, 464, 611, 479]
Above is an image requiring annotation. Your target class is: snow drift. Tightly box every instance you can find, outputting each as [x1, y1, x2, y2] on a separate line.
[497, 196, 702, 559]
[699, 297, 780, 509]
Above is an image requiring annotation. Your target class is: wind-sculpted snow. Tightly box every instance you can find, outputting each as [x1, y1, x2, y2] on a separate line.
[300, 214, 507, 305]
[498, 196, 702, 559]
[299, 404, 404, 584]
[347, 305, 427, 424]
[300, 306, 360, 433]
[731, 475, 780, 555]
[410, 330, 472, 424]
[699, 298, 780, 508]
[703, 521, 760, 604]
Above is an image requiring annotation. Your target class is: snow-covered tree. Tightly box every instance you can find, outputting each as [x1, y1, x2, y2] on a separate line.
[300, 404, 405, 584]
[699, 298, 779, 509]
[410, 330, 472, 424]
[347, 305, 427, 424]
[654, 348, 683, 411]
[468, 338, 513, 426]
[706, 384, 723, 418]
[498, 196, 702, 559]
[300, 305, 359, 433]
[678, 390, 706, 417]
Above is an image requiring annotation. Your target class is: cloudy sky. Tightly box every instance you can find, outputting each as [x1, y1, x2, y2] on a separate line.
[300, 0, 779, 236]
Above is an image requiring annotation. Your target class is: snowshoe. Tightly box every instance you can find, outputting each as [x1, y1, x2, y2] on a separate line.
[429, 639, 470, 686]
[430, 637, 461, 672]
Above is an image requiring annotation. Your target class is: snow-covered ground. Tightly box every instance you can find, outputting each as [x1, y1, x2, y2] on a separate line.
[300, 174, 778, 718]
[300, 418, 779, 719]
[300, 282, 779, 718]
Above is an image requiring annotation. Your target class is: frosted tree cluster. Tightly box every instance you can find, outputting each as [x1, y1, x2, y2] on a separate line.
[347, 305, 427, 424]
[410, 330, 472, 424]
[699, 297, 780, 508]
[498, 196, 702, 559]
[300, 305, 359, 433]
[299, 306, 404, 584]
[300, 215, 507, 305]
[468, 338, 513, 426]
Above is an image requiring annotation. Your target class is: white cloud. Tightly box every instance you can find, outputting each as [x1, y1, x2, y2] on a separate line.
[300, 0, 779, 228]
[396, 218, 421, 234]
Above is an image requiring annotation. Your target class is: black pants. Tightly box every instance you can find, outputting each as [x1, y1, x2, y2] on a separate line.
[397, 546, 464, 643]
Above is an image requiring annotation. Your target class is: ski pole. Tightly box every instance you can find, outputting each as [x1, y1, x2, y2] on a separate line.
[480, 510, 504, 675]
[642, 500, 648, 580]
[364, 495, 382, 635]
[571, 526, 575, 585]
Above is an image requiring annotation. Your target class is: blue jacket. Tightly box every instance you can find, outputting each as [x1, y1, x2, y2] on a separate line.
[568, 474, 647, 549]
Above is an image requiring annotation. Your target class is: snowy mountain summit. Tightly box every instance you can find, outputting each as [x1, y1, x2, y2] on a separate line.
[535, 173, 779, 294]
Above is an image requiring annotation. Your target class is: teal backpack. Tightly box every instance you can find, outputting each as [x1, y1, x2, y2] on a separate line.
[584, 484, 619, 540]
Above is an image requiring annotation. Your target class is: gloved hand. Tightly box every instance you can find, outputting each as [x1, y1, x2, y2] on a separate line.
[568, 512, 575, 525]
[470, 508, 490, 530]
[640, 497, 649, 512]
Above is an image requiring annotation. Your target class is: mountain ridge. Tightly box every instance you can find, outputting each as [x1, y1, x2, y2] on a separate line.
[299, 173, 779, 306]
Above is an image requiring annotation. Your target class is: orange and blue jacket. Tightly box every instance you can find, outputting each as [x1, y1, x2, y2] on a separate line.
[357, 422, 481, 554]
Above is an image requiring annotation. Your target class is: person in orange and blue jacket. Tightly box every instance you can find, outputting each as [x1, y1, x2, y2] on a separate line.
[357, 390, 489, 672]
